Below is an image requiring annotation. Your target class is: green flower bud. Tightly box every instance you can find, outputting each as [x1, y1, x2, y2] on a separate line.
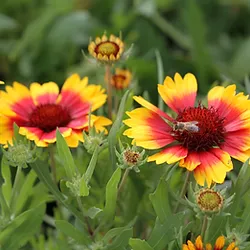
[115, 143, 147, 172]
[2, 141, 36, 168]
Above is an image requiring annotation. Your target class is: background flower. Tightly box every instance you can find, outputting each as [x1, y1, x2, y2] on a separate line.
[124, 73, 250, 186]
[0, 74, 111, 147]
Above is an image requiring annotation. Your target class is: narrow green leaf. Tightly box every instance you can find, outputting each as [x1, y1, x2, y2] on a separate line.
[155, 49, 164, 111]
[106, 228, 133, 250]
[86, 207, 102, 219]
[129, 238, 154, 250]
[102, 218, 137, 244]
[148, 213, 184, 250]
[149, 178, 172, 223]
[184, 0, 211, 93]
[55, 220, 91, 245]
[0, 203, 45, 250]
[84, 146, 99, 184]
[1, 156, 12, 205]
[230, 159, 250, 214]
[108, 90, 130, 170]
[102, 168, 122, 223]
[14, 169, 37, 215]
[30, 160, 85, 224]
[56, 130, 76, 179]
[79, 176, 89, 196]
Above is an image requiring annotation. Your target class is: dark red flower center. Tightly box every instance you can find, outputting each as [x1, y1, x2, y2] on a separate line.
[172, 105, 225, 151]
[112, 74, 127, 89]
[29, 104, 71, 132]
[95, 41, 120, 56]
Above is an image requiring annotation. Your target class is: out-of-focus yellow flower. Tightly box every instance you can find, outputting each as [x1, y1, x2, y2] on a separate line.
[0, 81, 4, 84]
[183, 235, 238, 250]
[88, 34, 124, 63]
[110, 68, 132, 90]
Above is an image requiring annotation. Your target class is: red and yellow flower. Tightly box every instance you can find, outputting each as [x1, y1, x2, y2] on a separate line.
[123, 73, 250, 186]
[88, 34, 124, 63]
[0, 74, 112, 147]
[183, 235, 238, 250]
[110, 68, 132, 90]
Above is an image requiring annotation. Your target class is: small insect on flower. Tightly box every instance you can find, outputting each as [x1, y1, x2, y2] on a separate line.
[173, 121, 200, 133]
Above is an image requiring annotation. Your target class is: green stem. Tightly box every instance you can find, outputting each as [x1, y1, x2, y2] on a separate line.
[105, 65, 113, 119]
[0, 188, 10, 219]
[201, 215, 208, 239]
[155, 49, 164, 111]
[118, 168, 130, 194]
[174, 171, 191, 213]
[49, 146, 57, 183]
[9, 165, 22, 211]
[150, 11, 191, 50]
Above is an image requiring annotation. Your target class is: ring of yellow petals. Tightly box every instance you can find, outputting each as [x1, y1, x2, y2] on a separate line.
[182, 235, 239, 250]
[88, 34, 124, 62]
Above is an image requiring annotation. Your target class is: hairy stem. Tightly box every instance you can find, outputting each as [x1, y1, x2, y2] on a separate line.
[105, 65, 113, 119]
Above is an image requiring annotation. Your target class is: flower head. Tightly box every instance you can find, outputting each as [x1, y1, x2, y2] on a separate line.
[123, 73, 250, 186]
[88, 34, 124, 63]
[183, 235, 238, 250]
[0, 74, 112, 147]
[110, 68, 132, 90]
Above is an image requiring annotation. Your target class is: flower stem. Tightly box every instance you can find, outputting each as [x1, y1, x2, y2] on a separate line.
[118, 168, 130, 194]
[9, 165, 22, 211]
[105, 65, 113, 119]
[174, 170, 191, 213]
[49, 146, 57, 184]
[201, 215, 208, 239]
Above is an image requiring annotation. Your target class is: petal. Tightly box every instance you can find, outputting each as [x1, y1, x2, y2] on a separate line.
[64, 130, 82, 147]
[205, 243, 212, 250]
[0, 115, 28, 145]
[182, 245, 189, 250]
[208, 85, 250, 131]
[187, 240, 196, 250]
[148, 145, 188, 164]
[19, 127, 48, 147]
[179, 151, 201, 171]
[123, 108, 174, 149]
[193, 148, 233, 187]
[30, 82, 59, 105]
[91, 115, 112, 134]
[133, 96, 174, 121]
[214, 236, 225, 250]
[220, 131, 250, 163]
[59, 74, 107, 114]
[67, 116, 89, 129]
[158, 73, 197, 113]
[226, 242, 236, 250]
[41, 127, 72, 143]
[0, 82, 35, 118]
[195, 236, 203, 250]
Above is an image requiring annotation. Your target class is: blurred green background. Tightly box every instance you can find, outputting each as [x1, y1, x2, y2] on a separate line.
[1, 0, 250, 100]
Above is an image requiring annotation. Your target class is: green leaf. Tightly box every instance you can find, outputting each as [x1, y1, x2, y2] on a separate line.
[149, 178, 172, 223]
[0, 203, 45, 250]
[155, 49, 164, 110]
[231, 37, 250, 81]
[102, 168, 122, 223]
[1, 156, 12, 205]
[102, 218, 137, 244]
[0, 14, 18, 32]
[184, 0, 212, 93]
[56, 129, 77, 179]
[84, 146, 99, 185]
[230, 159, 250, 214]
[55, 220, 91, 245]
[30, 160, 84, 224]
[86, 207, 102, 219]
[108, 90, 130, 170]
[14, 169, 37, 215]
[106, 228, 133, 250]
[79, 176, 89, 196]
[129, 238, 154, 250]
[148, 213, 184, 250]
